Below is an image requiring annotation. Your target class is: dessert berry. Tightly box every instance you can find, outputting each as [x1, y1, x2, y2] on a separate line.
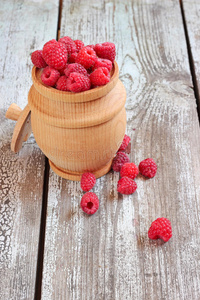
[118, 134, 131, 151]
[74, 39, 84, 52]
[66, 72, 91, 92]
[90, 67, 110, 86]
[68, 52, 78, 63]
[112, 151, 130, 172]
[41, 66, 60, 86]
[117, 176, 137, 195]
[80, 192, 99, 215]
[81, 172, 96, 192]
[58, 36, 77, 56]
[64, 63, 88, 77]
[93, 58, 112, 72]
[76, 46, 97, 69]
[148, 218, 172, 242]
[120, 162, 139, 180]
[31, 50, 47, 68]
[139, 158, 157, 178]
[56, 75, 69, 91]
[94, 42, 116, 62]
[43, 39, 68, 70]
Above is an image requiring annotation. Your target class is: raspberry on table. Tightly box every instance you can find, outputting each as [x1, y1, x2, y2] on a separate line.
[118, 134, 131, 151]
[90, 67, 110, 86]
[139, 158, 157, 178]
[94, 42, 116, 62]
[120, 162, 139, 180]
[41, 66, 60, 86]
[31, 50, 47, 68]
[76, 46, 97, 69]
[66, 72, 91, 92]
[117, 176, 137, 195]
[58, 36, 77, 56]
[56, 75, 69, 91]
[64, 63, 88, 78]
[68, 52, 78, 63]
[112, 151, 130, 172]
[148, 218, 172, 242]
[80, 192, 99, 215]
[43, 39, 68, 70]
[93, 58, 112, 72]
[81, 172, 96, 192]
[74, 39, 85, 52]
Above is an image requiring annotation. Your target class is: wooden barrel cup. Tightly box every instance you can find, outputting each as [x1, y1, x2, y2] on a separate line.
[28, 62, 126, 181]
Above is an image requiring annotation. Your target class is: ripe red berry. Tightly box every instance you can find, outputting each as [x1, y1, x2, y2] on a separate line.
[117, 177, 137, 195]
[93, 58, 112, 72]
[81, 172, 96, 192]
[148, 218, 172, 242]
[41, 66, 60, 86]
[94, 42, 116, 62]
[90, 67, 110, 86]
[58, 36, 77, 56]
[118, 134, 131, 151]
[64, 63, 88, 78]
[56, 75, 69, 91]
[112, 152, 130, 172]
[43, 39, 68, 70]
[68, 52, 78, 63]
[80, 192, 99, 215]
[139, 158, 157, 178]
[66, 72, 91, 92]
[74, 39, 85, 52]
[76, 46, 97, 69]
[120, 162, 139, 180]
[31, 50, 47, 68]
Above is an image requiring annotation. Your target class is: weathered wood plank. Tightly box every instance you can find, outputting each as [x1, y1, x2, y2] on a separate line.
[0, 0, 58, 299]
[42, 0, 200, 299]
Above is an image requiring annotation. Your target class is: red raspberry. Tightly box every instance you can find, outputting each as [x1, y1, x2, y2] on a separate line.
[86, 44, 95, 49]
[80, 192, 99, 215]
[118, 134, 131, 151]
[59, 64, 68, 75]
[56, 75, 68, 91]
[117, 177, 137, 195]
[74, 39, 84, 52]
[90, 67, 110, 86]
[41, 66, 60, 86]
[68, 52, 78, 63]
[93, 58, 112, 72]
[31, 50, 47, 68]
[120, 162, 139, 180]
[94, 42, 116, 62]
[112, 152, 130, 172]
[58, 36, 77, 56]
[64, 63, 88, 78]
[139, 158, 157, 178]
[81, 172, 96, 192]
[66, 72, 91, 92]
[148, 218, 172, 242]
[76, 46, 97, 69]
[43, 40, 68, 70]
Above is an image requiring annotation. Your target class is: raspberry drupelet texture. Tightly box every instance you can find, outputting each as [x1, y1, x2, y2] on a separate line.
[90, 67, 110, 86]
[120, 162, 139, 180]
[93, 58, 112, 72]
[56, 75, 69, 91]
[139, 158, 157, 178]
[74, 39, 85, 52]
[68, 52, 78, 63]
[66, 72, 91, 92]
[148, 218, 172, 242]
[118, 134, 131, 151]
[64, 63, 88, 78]
[117, 177, 137, 195]
[43, 40, 68, 70]
[31, 50, 47, 68]
[81, 172, 96, 192]
[58, 36, 77, 56]
[94, 42, 116, 62]
[112, 152, 130, 172]
[80, 192, 99, 215]
[41, 66, 60, 86]
[76, 46, 97, 69]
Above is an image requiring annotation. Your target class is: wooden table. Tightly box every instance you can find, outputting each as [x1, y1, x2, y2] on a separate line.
[1, 0, 200, 299]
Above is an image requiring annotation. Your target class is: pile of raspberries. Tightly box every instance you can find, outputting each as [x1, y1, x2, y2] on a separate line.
[31, 37, 116, 92]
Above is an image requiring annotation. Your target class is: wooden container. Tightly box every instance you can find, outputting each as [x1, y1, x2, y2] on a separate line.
[28, 62, 126, 180]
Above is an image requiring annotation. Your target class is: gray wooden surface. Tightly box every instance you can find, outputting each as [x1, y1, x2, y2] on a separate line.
[0, 0, 200, 300]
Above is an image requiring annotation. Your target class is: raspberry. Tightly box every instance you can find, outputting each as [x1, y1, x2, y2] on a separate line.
[81, 172, 96, 192]
[118, 134, 131, 151]
[41, 66, 60, 86]
[148, 218, 172, 242]
[31, 50, 47, 68]
[117, 177, 137, 195]
[93, 58, 112, 72]
[56, 75, 68, 91]
[94, 42, 116, 62]
[64, 63, 88, 78]
[68, 52, 78, 63]
[120, 162, 139, 180]
[112, 152, 130, 172]
[80, 192, 99, 215]
[86, 44, 95, 49]
[90, 67, 110, 86]
[76, 46, 97, 69]
[43, 40, 68, 70]
[66, 72, 91, 92]
[59, 64, 68, 75]
[58, 36, 77, 56]
[74, 39, 84, 52]
[139, 158, 157, 178]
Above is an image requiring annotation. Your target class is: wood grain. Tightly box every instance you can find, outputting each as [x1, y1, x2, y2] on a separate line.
[41, 0, 200, 299]
[0, 0, 58, 299]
